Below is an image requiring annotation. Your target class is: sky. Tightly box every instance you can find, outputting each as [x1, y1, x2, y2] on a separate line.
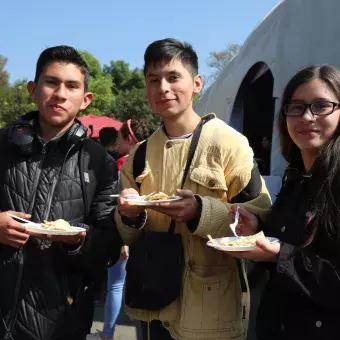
[1, 0, 279, 84]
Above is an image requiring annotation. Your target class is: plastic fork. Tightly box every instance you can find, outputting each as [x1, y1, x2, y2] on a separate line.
[229, 205, 240, 237]
[110, 194, 140, 198]
[5, 212, 39, 226]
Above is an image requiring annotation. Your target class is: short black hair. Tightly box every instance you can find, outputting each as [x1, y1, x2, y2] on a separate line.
[99, 127, 118, 147]
[144, 38, 198, 77]
[34, 45, 90, 91]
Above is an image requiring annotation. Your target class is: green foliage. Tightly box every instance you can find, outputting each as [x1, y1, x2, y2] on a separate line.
[80, 51, 102, 78]
[79, 51, 115, 115]
[111, 88, 160, 133]
[0, 55, 9, 89]
[193, 93, 201, 105]
[206, 43, 242, 86]
[103, 60, 145, 95]
[82, 74, 115, 116]
[0, 79, 36, 126]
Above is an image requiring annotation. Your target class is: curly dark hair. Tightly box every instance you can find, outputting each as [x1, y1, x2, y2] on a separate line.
[120, 119, 150, 142]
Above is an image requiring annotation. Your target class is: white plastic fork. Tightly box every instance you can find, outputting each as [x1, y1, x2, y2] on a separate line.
[229, 205, 240, 237]
[109, 194, 140, 198]
[5, 212, 40, 226]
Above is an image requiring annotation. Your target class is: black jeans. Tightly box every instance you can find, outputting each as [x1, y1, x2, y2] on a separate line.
[141, 320, 173, 340]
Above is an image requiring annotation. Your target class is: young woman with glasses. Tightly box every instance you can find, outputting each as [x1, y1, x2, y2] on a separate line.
[225, 65, 340, 339]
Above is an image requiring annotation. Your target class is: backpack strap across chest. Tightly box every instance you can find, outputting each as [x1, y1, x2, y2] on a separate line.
[132, 140, 148, 190]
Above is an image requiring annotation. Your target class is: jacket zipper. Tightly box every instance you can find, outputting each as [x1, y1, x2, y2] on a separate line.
[28, 144, 47, 213]
[42, 177, 58, 221]
[43, 143, 75, 221]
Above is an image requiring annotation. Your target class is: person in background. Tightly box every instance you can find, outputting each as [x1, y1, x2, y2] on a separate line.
[256, 136, 271, 175]
[87, 118, 150, 340]
[99, 127, 119, 161]
[116, 119, 150, 170]
[226, 65, 340, 340]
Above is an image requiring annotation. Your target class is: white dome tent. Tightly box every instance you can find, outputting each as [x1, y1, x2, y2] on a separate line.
[195, 0, 340, 199]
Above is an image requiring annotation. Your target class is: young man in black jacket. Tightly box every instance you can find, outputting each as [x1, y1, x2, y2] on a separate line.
[0, 46, 122, 340]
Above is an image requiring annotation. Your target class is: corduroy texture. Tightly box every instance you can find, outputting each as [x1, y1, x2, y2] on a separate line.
[115, 114, 272, 340]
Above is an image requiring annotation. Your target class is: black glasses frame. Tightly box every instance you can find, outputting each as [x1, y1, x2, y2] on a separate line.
[283, 101, 340, 117]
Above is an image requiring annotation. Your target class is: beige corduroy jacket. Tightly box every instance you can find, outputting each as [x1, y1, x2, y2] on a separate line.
[115, 114, 272, 340]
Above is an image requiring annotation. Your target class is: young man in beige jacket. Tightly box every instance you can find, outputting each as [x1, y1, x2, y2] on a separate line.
[115, 38, 271, 340]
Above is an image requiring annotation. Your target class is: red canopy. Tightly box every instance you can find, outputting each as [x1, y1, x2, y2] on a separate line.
[78, 114, 122, 138]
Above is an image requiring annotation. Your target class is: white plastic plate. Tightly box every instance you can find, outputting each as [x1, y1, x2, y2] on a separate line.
[23, 222, 86, 236]
[124, 196, 182, 206]
[207, 236, 279, 252]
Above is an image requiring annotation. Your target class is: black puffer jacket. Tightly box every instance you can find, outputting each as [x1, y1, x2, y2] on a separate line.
[0, 116, 122, 340]
[256, 166, 340, 340]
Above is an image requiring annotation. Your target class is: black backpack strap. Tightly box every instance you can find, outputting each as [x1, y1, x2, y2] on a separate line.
[180, 119, 204, 190]
[167, 120, 204, 234]
[132, 117, 212, 190]
[132, 140, 148, 190]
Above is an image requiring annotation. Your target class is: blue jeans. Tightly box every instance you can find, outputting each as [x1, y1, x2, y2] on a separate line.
[101, 259, 127, 338]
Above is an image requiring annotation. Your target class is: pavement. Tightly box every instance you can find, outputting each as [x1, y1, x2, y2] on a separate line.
[91, 303, 142, 340]
[91, 301, 258, 340]
[89, 276, 265, 340]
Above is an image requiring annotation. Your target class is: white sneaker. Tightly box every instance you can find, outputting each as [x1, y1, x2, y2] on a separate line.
[86, 333, 111, 340]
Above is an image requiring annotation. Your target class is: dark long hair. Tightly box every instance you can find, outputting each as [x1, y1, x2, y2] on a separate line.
[278, 65, 340, 238]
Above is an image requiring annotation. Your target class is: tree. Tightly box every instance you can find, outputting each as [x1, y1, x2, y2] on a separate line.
[0, 55, 36, 126]
[0, 56, 9, 103]
[80, 51, 102, 79]
[206, 43, 242, 84]
[110, 88, 160, 133]
[103, 60, 145, 95]
[79, 51, 115, 115]
[0, 79, 36, 126]
[0, 56, 9, 89]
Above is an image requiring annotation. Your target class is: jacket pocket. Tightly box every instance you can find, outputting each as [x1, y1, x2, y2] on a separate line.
[180, 268, 243, 331]
[190, 167, 228, 201]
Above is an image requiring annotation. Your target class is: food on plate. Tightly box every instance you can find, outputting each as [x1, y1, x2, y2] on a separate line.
[207, 234, 219, 246]
[220, 231, 266, 247]
[42, 219, 71, 231]
[143, 192, 176, 201]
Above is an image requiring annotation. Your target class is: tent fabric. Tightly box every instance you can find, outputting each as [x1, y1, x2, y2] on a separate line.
[77, 115, 123, 138]
[195, 0, 340, 176]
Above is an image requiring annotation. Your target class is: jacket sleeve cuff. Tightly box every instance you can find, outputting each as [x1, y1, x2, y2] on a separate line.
[63, 223, 89, 255]
[192, 196, 231, 238]
[255, 215, 265, 232]
[120, 211, 147, 229]
[276, 242, 296, 275]
[114, 208, 145, 245]
[66, 236, 86, 255]
[186, 195, 203, 233]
